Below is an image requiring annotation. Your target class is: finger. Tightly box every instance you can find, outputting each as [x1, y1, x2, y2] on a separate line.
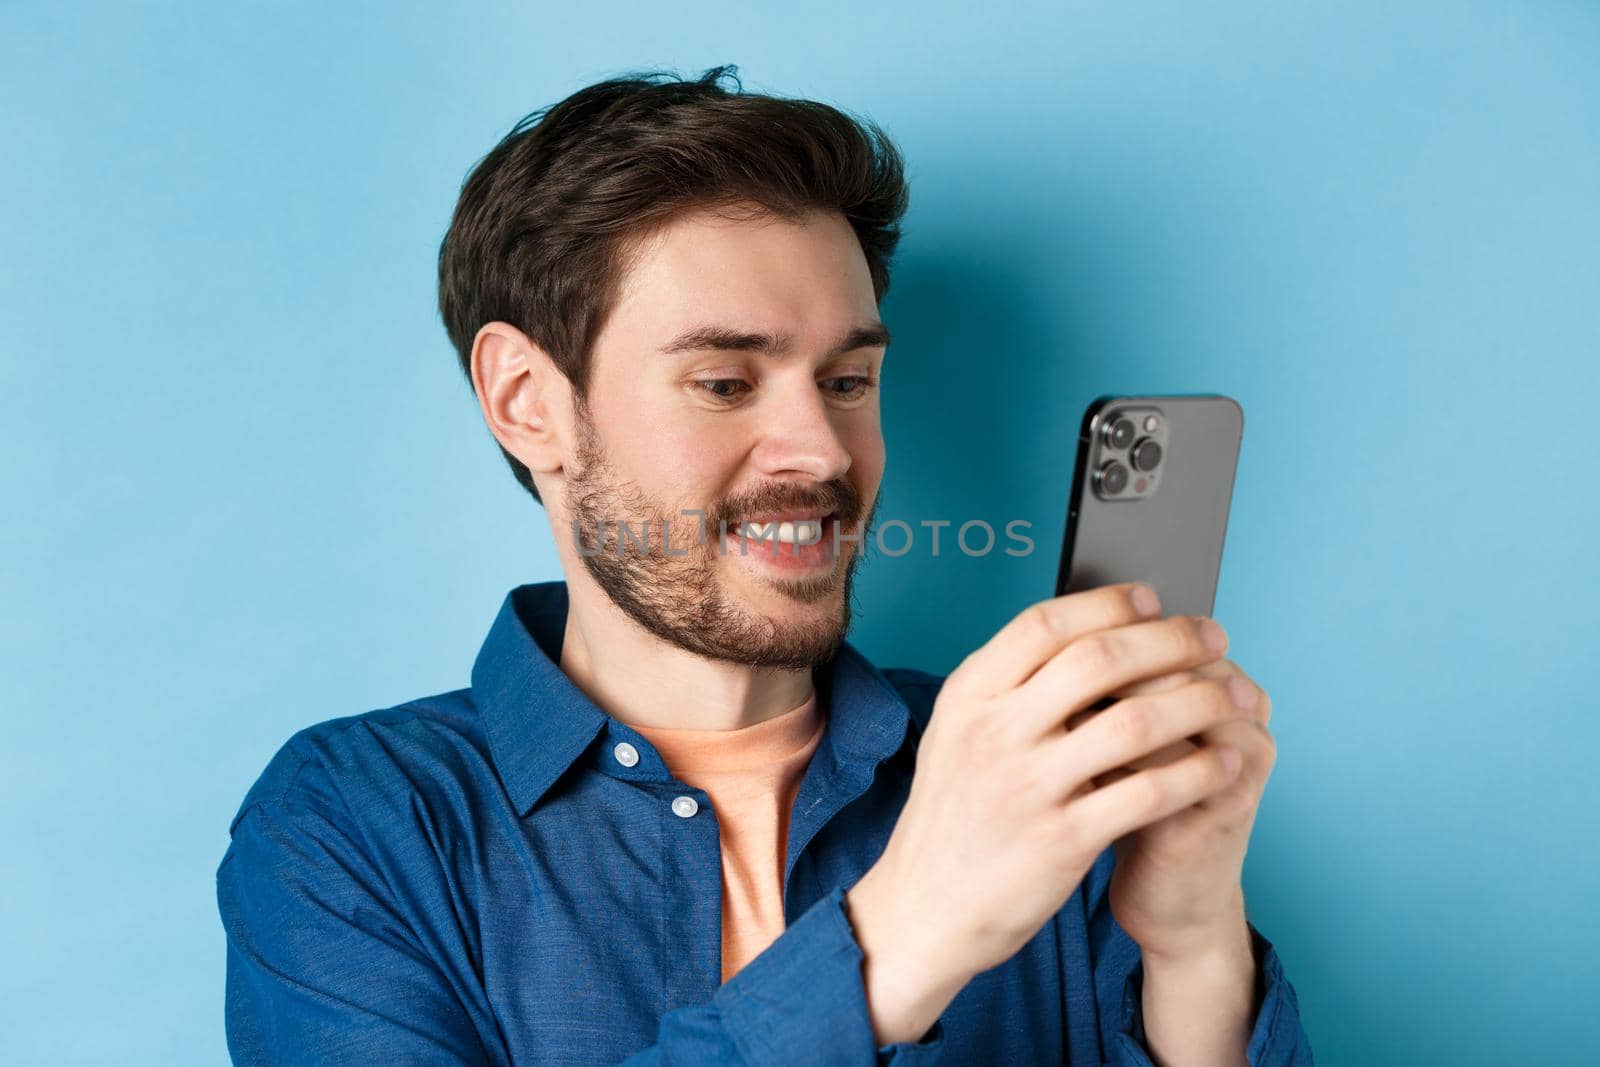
[1013, 614, 1230, 737]
[1113, 668, 1202, 698]
[1185, 661, 1272, 726]
[1064, 668, 1200, 730]
[1071, 667, 1265, 794]
[1184, 718, 1277, 805]
[1093, 717, 1271, 811]
[1077, 660, 1267, 729]
[1089, 738, 1196, 787]
[1042, 675, 1259, 794]
[1060, 742, 1243, 849]
[952, 582, 1162, 697]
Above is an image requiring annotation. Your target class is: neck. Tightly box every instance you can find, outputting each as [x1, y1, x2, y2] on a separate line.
[557, 569, 816, 732]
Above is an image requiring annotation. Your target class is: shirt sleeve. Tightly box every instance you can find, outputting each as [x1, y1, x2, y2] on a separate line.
[616, 884, 946, 1067]
[217, 797, 499, 1066]
[1083, 851, 1315, 1066]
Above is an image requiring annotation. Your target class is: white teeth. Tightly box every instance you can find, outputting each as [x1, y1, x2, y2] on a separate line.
[738, 518, 825, 544]
[777, 520, 821, 544]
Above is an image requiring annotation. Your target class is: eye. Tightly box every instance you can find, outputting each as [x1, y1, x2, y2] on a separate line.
[821, 375, 876, 399]
[693, 379, 752, 402]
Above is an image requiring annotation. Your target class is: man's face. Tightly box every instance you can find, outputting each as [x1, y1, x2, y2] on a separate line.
[561, 204, 887, 670]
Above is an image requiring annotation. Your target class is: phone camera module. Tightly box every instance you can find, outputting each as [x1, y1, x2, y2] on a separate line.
[1130, 438, 1162, 472]
[1104, 417, 1137, 450]
[1096, 460, 1129, 495]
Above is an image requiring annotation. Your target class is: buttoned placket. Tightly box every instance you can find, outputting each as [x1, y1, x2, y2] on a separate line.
[595, 722, 724, 1002]
[604, 748, 700, 825]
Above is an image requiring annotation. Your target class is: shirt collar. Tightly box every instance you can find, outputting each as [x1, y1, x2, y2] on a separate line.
[471, 580, 914, 816]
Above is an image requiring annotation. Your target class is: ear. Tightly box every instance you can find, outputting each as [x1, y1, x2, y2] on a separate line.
[470, 322, 574, 489]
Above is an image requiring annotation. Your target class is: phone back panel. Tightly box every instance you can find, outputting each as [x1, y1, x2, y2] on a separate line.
[1054, 395, 1243, 618]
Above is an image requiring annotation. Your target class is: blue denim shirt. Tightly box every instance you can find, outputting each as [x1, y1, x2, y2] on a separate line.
[217, 580, 1314, 1065]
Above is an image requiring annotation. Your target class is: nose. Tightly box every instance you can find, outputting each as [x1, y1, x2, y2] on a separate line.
[749, 379, 854, 483]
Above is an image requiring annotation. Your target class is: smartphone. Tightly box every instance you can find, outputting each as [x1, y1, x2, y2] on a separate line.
[1054, 394, 1243, 619]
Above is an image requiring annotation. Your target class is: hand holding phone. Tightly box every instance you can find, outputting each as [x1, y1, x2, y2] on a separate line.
[1045, 395, 1273, 972]
[845, 406, 1262, 1044]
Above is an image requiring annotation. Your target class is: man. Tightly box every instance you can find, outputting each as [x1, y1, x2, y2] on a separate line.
[217, 65, 1314, 1065]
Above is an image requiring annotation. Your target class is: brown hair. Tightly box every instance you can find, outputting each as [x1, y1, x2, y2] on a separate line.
[436, 65, 911, 504]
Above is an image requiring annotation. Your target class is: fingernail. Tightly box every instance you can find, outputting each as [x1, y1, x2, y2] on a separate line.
[1227, 676, 1258, 711]
[1131, 584, 1161, 618]
[1219, 746, 1243, 775]
[1200, 617, 1228, 654]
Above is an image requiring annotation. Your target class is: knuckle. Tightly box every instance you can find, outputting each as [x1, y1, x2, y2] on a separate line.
[1108, 583, 1145, 623]
[1129, 773, 1165, 816]
[1159, 668, 1199, 690]
[929, 680, 968, 720]
[1025, 600, 1062, 644]
[946, 651, 991, 699]
[1067, 632, 1119, 678]
[933, 675, 981, 725]
[1227, 741, 1273, 793]
[1110, 700, 1152, 750]
[936, 670, 970, 708]
[1164, 615, 1204, 660]
[1208, 677, 1242, 720]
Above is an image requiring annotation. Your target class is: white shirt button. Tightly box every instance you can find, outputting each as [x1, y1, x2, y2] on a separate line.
[613, 742, 639, 768]
[671, 795, 699, 818]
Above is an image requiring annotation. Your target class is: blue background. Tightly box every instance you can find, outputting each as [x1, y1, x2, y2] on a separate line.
[3, 3, 1595, 1063]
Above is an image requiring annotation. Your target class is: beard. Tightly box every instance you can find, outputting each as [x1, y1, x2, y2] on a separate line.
[563, 403, 877, 670]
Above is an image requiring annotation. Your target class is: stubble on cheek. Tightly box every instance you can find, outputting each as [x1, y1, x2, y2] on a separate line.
[562, 400, 870, 665]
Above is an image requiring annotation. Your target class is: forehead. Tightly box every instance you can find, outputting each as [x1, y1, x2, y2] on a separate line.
[606, 204, 879, 340]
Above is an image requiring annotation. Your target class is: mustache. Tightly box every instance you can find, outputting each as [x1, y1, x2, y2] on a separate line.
[712, 482, 863, 527]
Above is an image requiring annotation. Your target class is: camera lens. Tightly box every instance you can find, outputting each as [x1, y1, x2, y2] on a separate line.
[1130, 438, 1162, 472]
[1097, 460, 1129, 495]
[1104, 416, 1136, 450]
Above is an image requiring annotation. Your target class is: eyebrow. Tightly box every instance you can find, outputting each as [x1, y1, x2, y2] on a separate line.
[657, 321, 891, 360]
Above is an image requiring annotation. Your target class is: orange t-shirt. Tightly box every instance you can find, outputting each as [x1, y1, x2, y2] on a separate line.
[630, 693, 825, 983]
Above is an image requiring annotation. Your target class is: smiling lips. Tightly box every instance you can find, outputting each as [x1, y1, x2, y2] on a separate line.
[737, 516, 828, 543]
[719, 512, 847, 572]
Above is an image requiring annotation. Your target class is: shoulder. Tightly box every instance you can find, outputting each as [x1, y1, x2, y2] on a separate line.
[879, 667, 950, 736]
[226, 688, 489, 836]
